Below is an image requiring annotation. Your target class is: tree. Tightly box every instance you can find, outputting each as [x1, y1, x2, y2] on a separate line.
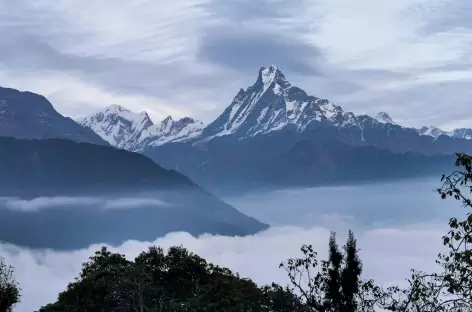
[324, 232, 344, 311]
[280, 231, 381, 312]
[261, 283, 309, 312]
[341, 230, 362, 312]
[0, 257, 20, 312]
[39, 245, 290, 312]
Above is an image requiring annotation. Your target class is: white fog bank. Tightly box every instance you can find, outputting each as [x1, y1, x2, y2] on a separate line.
[2, 224, 447, 312]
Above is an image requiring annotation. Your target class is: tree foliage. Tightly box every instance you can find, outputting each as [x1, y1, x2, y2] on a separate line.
[280, 230, 390, 312]
[38, 245, 307, 312]
[375, 153, 472, 312]
[0, 257, 20, 312]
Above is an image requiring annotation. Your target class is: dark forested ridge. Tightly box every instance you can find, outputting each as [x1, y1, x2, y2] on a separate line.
[146, 135, 457, 195]
[0, 137, 268, 249]
[0, 136, 193, 197]
[0, 87, 107, 145]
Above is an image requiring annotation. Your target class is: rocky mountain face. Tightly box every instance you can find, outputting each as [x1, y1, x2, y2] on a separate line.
[78, 105, 205, 151]
[0, 87, 107, 145]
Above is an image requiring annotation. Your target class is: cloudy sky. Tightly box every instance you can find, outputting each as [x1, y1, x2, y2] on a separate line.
[0, 0, 471, 130]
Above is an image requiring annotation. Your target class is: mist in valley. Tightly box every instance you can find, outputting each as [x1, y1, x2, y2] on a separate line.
[0, 188, 265, 250]
[0, 177, 465, 312]
[226, 177, 462, 229]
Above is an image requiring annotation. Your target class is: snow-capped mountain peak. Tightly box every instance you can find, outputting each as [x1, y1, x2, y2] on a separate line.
[418, 126, 446, 138]
[103, 104, 152, 127]
[256, 65, 291, 93]
[78, 106, 205, 151]
[375, 112, 395, 125]
[159, 116, 175, 132]
[77, 66, 472, 151]
[78, 105, 154, 149]
[139, 116, 205, 149]
[201, 65, 359, 140]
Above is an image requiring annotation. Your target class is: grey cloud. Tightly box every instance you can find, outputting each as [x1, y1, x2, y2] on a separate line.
[0, 0, 471, 128]
[290, 67, 413, 102]
[197, 27, 324, 76]
[0, 31, 229, 102]
[418, 0, 472, 34]
[338, 79, 472, 129]
[208, 0, 288, 22]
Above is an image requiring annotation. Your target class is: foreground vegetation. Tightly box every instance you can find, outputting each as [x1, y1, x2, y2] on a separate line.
[1, 153, 472, 311]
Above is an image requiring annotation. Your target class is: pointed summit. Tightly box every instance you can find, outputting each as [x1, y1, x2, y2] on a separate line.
[256, 65, 290, 91]
[160, 116, 174, 132]
[78, 105, 155, 149]
[375, 112, 395, 125]
[202, 65, 355, 140]
[162, 115, 174, 122]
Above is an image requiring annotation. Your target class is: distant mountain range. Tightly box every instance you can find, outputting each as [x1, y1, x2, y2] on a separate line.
[0, 65, 470, 195]
[74, 65, 470, 194]
[0, 137, 267, 249]
[78, 65, 472, 153]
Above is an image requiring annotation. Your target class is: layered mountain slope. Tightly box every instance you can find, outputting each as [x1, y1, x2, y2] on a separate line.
[260, 139, 455, 188]
[0, 137, 268, 249]
[145, 132, 456, 195]
[78, 105, 204, 151]
[0, 87, 106, 145]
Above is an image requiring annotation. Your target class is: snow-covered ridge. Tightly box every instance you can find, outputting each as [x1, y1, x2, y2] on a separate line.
[418, 126, 472, 140]
[200, 65, 401, 141]
[199, 65, 471, 142]
[375, 112, 396, 125]
[139, 116, 205, 150]
[78, 65, 471, 149]
[78, 105, 205, 151]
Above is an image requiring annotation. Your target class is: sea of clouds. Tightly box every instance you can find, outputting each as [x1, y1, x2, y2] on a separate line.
[0, 177, 465, 312]
[2, 224, 447, 312]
